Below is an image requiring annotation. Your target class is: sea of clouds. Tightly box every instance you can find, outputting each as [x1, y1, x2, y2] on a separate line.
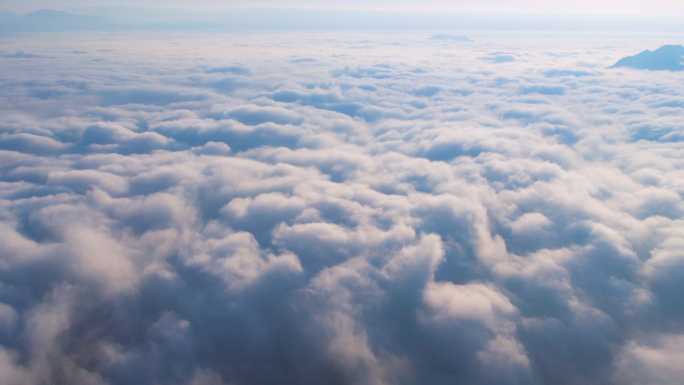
[1, 32, 684, 385]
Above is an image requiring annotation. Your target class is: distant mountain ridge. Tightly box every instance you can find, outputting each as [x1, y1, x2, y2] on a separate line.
[0, 10, 18, 23]
[0, 9, 128, 33]
[430, 35, 473, 42]
[609, 45, 684, 71]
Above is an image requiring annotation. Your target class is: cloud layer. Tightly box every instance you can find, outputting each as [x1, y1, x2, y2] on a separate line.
[1, 33, 684, 385]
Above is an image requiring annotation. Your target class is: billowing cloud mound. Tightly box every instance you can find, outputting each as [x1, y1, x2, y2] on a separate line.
[609, 45, 684, 71]
[1, 33, 684, 385]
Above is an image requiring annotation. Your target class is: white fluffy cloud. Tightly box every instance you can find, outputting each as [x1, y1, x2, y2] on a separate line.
[0, 32, 684, 385]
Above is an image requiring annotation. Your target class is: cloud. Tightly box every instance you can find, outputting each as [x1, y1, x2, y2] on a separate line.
[0, 32, 683, 385]
[519, 85, 566, 95]
[0, 50, 42, 58]
[544, 69, 595, 77]
[480, 53, 516, 63]
[205, 66, 251, 76]
[614, 334, 684, 385]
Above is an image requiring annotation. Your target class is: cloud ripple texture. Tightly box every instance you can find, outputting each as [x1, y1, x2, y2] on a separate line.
[0, 33, 683, 385]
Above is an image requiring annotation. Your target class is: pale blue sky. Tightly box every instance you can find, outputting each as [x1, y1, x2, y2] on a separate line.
[3, 0, 684, 14]
[3, 0, 683, 32]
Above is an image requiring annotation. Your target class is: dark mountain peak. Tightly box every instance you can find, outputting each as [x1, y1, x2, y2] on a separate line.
[609, 45, 684, 71]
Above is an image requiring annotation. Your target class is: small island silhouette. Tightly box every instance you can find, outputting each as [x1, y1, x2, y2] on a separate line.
[430, 35, 473, 42]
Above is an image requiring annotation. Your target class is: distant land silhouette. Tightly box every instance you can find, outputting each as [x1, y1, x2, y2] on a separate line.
[0, 10, 127, 33]
[609, 45, 684, 71]
[0, 10, 16, 22]
[430, 35, 473, 42]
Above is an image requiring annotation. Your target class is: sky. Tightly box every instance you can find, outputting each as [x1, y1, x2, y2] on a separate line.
[2, 0, 683, 33]
[3, 0, 684, 14]
[1, 2, 684, 385]
[1, 0, 682, 11]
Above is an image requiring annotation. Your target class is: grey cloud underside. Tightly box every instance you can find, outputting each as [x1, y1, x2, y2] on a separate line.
[1, 33, 684, 385]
